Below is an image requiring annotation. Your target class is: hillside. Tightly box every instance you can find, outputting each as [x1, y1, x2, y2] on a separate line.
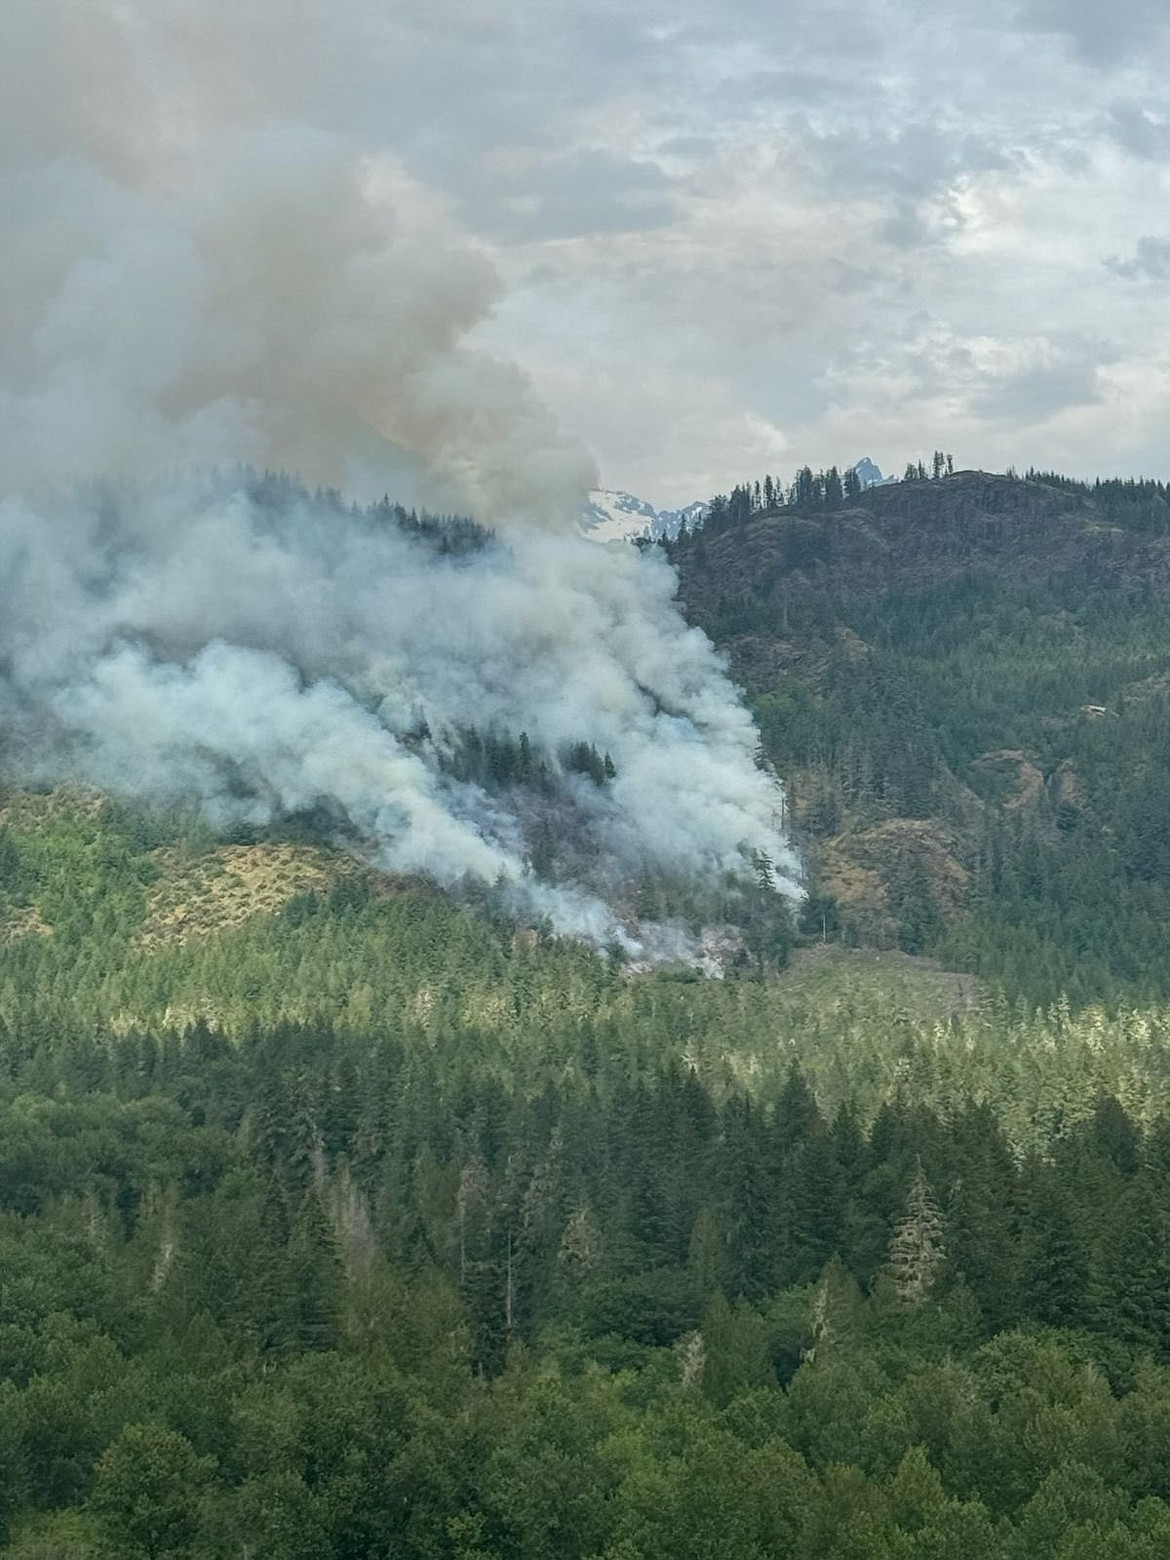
[672, 470, 1170, 1006]
[0, 784, 1152, 1133]
[7, 785, 1170, 1555]
[679, 470, 1170, 606]
[8, 490, 1170, 1553]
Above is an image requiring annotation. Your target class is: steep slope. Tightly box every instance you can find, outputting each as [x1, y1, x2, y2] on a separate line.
[677, 470, 1170, 612]
[672, 470, 1170, 1005]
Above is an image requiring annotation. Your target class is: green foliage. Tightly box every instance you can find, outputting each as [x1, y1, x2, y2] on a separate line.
[4, 796, 1170, 1551]
[91, 1424, 215, 1559]
[687, 534, 1170, 1005]
[0, 995, 1168, 1551]
[666, 462, 1170, 1006]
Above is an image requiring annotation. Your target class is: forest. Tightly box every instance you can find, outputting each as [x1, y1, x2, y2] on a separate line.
[4, 464, 1170, 1555]
[0, 791, 1170, 1554]
[671, 466, 1170, 1009]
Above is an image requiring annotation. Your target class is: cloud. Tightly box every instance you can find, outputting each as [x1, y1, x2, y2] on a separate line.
[1012, 0, 1170, 62]
[968, 336, 1110, 421]
[795, 121, 1013, 201]
[0, 0, 803, 953]
[464, 148, 678, 241]
[3, 0, 1170, 506]
[1105, 102, 1170, 160]
[1106, 236, 1170, 282]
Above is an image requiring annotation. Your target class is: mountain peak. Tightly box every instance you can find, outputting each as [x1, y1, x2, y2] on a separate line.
[853, 457, 896, 489]
[581, 488, 708, 543]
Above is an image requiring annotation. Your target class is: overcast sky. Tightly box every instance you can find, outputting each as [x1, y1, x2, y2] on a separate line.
[5, 0, 1170, 507]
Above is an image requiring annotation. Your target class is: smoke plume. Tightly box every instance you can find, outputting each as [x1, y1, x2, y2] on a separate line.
[0, 1, 800, 950]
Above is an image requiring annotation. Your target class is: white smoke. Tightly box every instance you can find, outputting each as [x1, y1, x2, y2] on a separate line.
[0, 0, 801, 949]
[1, 480, 800, 937]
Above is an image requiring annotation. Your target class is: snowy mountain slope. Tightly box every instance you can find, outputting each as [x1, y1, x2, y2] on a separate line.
[580, 489, 708, 543]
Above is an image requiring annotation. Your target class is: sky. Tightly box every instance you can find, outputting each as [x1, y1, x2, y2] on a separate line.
[4, 0, 1170, 509]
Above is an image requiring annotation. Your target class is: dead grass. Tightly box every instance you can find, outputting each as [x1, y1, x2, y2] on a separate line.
[140, 842, 352, 947]
[0, 786, 105, 831]
[0, 903, 52, 944]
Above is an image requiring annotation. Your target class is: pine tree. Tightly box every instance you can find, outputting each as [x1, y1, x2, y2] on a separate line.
[792, 467, 816, 508]
[885, 1160, 946, 1304]
[558, 1202, 602, 1281]
[1019, 1169, 1089, 1328]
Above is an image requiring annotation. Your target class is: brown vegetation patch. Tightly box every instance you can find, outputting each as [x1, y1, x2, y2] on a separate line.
[822, 818, 970, 947]
[1050, 760, 1083, 811]
[819, 847, 894, 945]
[141, 842, 355, 947]
[835, 626, 870, 661]
[0, 903, 52, 944]
[0, 786, 105, 831]
[973, 749, 1045, 813]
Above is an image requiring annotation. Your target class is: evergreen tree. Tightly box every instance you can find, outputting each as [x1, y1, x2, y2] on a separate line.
[1019, 1170, 1090, 1329]
[885, 1160, 946, 1304]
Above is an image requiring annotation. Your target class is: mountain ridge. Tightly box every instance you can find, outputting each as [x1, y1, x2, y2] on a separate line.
[580, 459, 896, 544]
[674, 468, 1170, 607]
[669, 465, 1170, 1003]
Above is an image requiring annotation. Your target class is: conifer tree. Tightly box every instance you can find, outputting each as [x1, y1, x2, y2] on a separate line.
[886, 1160, 946, 1304]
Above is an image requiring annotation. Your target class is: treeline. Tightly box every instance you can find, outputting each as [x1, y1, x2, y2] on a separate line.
[1027, 469, 1170, 535]
[218, 466, 494, 554]
[698, 451, 957, 534]
[437, 728, 616, 792]
[4, 1013, 1170, 1554]
[689, 461, 1168, 548]
[703, 467, 858, 531]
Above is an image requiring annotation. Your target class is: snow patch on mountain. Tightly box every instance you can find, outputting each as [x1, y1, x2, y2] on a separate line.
[581, 489, 708, 544]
